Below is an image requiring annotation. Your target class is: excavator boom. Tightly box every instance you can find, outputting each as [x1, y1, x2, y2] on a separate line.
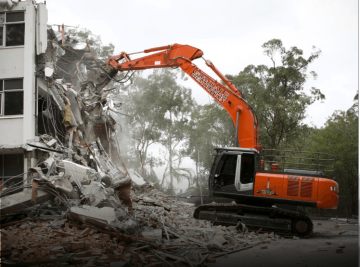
[107, 43, 260, 150]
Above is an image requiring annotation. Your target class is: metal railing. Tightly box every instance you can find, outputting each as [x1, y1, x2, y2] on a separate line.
[260, 149, 336, 175]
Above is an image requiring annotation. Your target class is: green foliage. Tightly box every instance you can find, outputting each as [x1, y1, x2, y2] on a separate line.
[186, 100, 235, 174]
[227, 39, 324, 149]
[307, 94, 358, 214]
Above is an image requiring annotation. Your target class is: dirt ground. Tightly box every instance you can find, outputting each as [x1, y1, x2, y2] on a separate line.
[209, 219, 359, 267]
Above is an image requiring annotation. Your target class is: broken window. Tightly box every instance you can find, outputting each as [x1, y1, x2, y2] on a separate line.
[0, 78, 24, 116]
[0, 153, 24, 193]
[0, 12, 25, 47]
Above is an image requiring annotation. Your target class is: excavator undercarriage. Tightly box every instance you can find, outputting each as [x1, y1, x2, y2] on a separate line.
[194, 203, 313, 237]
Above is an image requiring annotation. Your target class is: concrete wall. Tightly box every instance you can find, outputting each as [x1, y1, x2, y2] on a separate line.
[0, 118, 23, 145]
[0, 1, 38, 179]
[0, 1, 37, 145]
[0, 48, 24, 78]
[22, 0, 36, 144]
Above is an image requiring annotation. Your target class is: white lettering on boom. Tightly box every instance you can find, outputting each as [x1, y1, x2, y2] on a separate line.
[191, 70, 230, 104]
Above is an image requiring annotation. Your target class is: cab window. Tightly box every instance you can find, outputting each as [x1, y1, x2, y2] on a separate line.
[215, 154, 237, 186]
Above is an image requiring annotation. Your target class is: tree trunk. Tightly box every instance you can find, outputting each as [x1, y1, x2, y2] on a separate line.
[169, 112, 173, 193]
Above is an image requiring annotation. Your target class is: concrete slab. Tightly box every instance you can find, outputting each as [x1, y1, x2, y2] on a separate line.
[0, 189, 54, 215]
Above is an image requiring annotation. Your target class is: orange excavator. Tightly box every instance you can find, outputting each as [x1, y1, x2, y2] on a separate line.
[104, 44, 339, 236]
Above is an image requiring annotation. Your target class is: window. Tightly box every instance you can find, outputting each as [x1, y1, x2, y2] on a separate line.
[0, 12, 25, 47]
[0, 154, 24, 193]
[215, 154, 238, 186]
[240, 154, 255, 184]
[0, 78, 24, 116]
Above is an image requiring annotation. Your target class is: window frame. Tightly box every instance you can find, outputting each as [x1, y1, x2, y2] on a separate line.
[0, 11, 25, 48]
[0, 78, 24, 117]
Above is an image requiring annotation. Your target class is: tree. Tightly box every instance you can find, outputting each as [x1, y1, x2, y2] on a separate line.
[186, 100, 235, 175]
[120, 70, 173, 179]
[307, 93, 358, 215]
[156, 70, 194, 194]
[227, 39, 325, 150]
[121, 69, 194, 192]
[160, 149, 194, 195]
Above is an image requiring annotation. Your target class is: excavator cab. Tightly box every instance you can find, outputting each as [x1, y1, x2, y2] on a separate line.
[210, 147, 260, 200]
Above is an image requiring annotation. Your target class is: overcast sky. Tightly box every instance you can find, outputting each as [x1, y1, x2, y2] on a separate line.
[47, 0, 358, 127]
[47, 0, 358, 191]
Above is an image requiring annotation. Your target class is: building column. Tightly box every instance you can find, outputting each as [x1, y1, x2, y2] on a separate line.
[23, 0, 36, 144]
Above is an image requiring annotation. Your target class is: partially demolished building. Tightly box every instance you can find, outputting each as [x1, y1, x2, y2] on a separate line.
[0, 0, 139, 225]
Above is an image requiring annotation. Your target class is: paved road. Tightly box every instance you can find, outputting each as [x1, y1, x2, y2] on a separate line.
[209, 219, 359, 267]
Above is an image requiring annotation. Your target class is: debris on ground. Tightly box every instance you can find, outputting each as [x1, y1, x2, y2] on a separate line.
[1, 181, 277, 266]
[329, 217, 358, 225]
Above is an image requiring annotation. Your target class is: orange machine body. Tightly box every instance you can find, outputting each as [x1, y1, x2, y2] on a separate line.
[253, 172, 339, 209]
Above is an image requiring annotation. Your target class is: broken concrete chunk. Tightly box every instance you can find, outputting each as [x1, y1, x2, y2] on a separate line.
[51, 175, 76, 198]
[141, 229, 162, 242]
[70, 205, 117, 230]
[207, 243, 223, 251]
[214, 235, 227, 245]
[50, 219, 67, 228]
[207, 238, 223, 248]
[122, 219, 139, 235]
[59, 160, 93, 188]
[143, 197, 155, 203]
[50, 247, 65, 254]
[46, 138, 57, 147]
[0, 189, 55, 216]
[81, 181, 110, 207]
[182, 226, 215, 233]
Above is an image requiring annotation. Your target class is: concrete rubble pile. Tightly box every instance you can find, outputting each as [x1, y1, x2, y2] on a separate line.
[0, 29, 281, 266]
[1, 180, 283, 266]
[1, 25, 140, 234]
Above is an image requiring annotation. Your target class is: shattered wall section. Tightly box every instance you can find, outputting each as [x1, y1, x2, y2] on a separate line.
[1, 25, 138, 232]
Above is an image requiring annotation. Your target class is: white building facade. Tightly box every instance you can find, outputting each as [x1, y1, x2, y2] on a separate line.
[0, 0, 47, 189]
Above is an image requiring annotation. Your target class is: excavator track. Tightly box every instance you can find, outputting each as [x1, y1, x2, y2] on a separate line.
[194, 203, 313, 237]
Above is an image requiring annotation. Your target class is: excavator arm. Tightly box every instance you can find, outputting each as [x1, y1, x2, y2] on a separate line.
[106, 43, 260, 150]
